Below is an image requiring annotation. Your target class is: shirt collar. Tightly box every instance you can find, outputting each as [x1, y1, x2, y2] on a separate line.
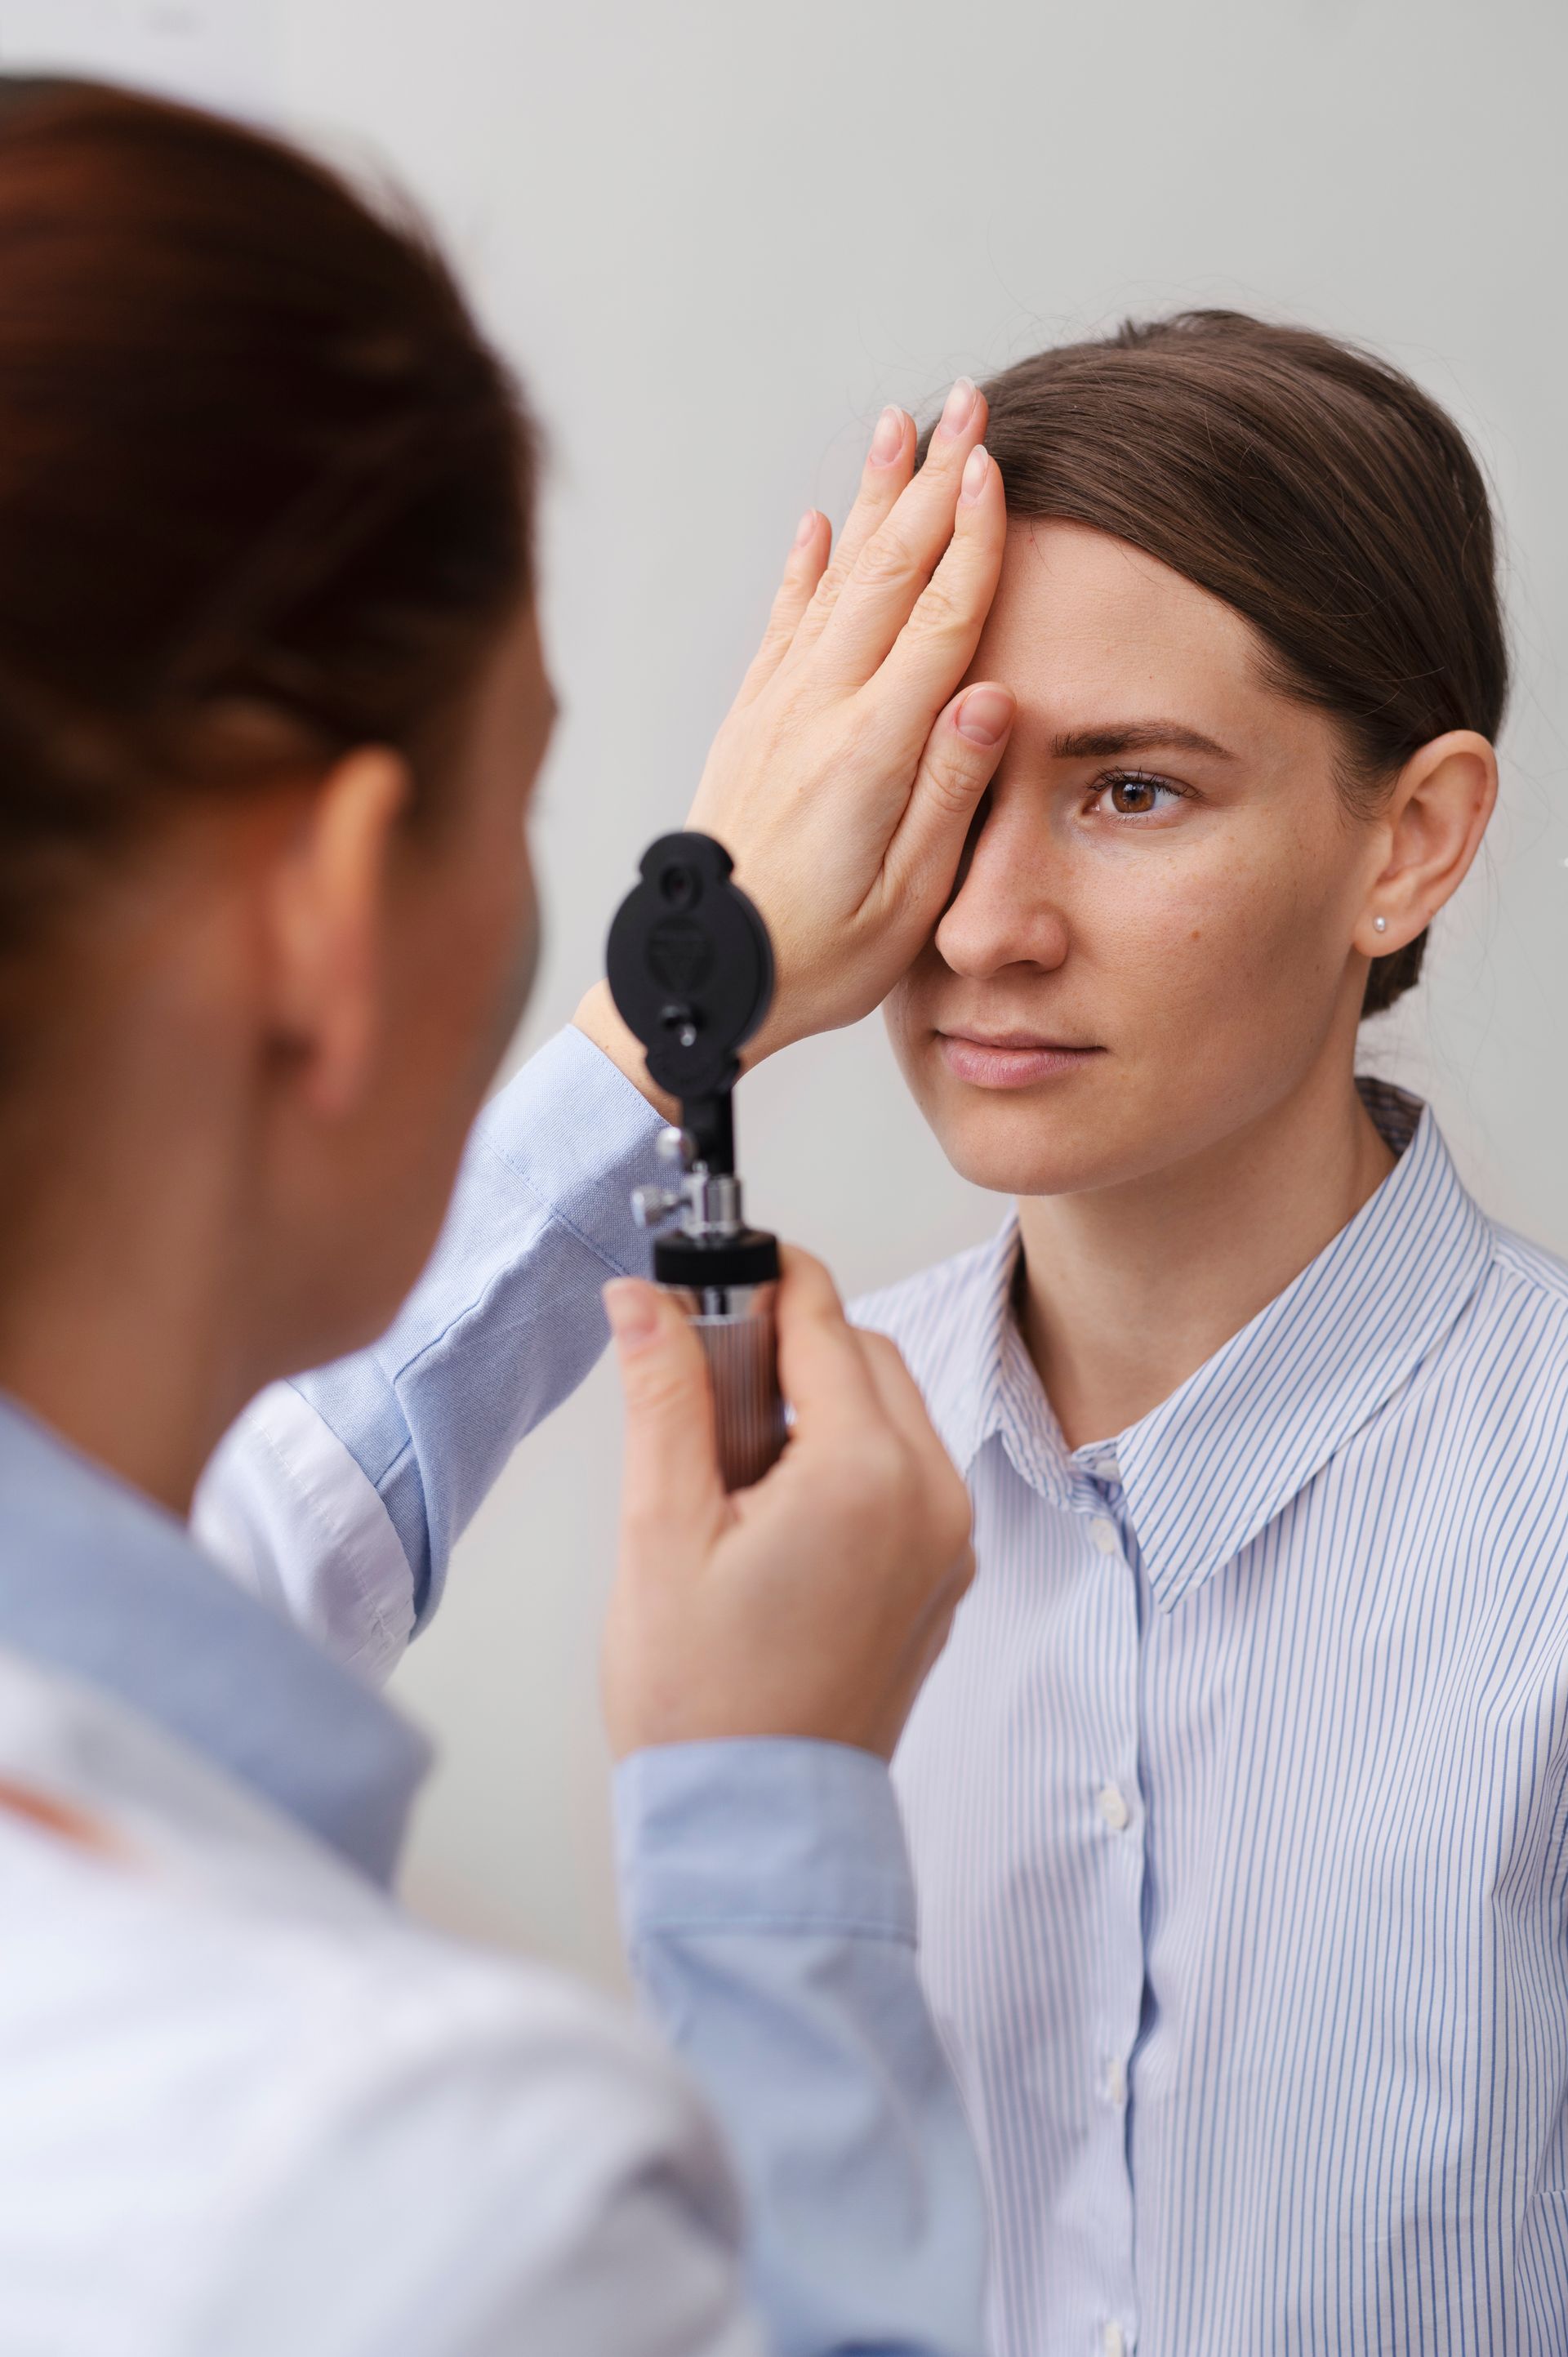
[1125, 1085, 1493, 1609]
[914, 1218, 1035, 1484]
[921, 1081, 1497, 1611]
[0, 1393, 430, 1882]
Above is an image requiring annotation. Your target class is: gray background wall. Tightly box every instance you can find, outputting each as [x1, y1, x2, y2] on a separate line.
[5, 0, 1563, 1985]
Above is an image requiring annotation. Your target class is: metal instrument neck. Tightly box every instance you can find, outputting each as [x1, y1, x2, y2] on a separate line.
[683, 1166, 743, 1239]
[683, 1089, 735, 1177]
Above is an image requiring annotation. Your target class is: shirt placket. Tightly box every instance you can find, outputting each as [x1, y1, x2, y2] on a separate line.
[1076, 1445, 1145, 2357]
[995, 1340, 1147, 2357]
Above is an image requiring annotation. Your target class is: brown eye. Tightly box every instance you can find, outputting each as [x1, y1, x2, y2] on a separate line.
[1093, 770, 1183, 819]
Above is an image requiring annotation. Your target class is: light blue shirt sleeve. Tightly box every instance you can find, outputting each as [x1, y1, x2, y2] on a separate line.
[291, 1026, 665, 1628]
[194, 1024, 991, 2351]
[616, 1739, 988, 2357]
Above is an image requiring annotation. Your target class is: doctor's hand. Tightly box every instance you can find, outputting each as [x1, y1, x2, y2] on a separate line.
[599, 1248, 974, 1762]
[576, 382, 1013, 1094]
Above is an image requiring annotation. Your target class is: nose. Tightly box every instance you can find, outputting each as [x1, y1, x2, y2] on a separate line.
[934, 791, 1069, 981]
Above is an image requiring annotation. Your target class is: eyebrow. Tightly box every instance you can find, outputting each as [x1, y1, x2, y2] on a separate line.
[1049, 722, 1236, 763]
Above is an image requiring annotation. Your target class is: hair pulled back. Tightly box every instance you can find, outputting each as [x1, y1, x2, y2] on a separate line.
[0, 77, 531, 1001]
[950, 312, 1508, 1016]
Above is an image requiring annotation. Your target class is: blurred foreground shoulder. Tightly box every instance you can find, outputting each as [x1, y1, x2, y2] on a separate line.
[0, 1651, 755, 2357]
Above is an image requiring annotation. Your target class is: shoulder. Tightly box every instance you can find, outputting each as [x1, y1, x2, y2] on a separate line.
[850, 1228, 1012, 1362]
[1463, 1219, 1568, 1383]
[0, 1660, 741, 2355]
[1406, 1217, 1568, 1499]
[1490, 1222, 1568, 1315]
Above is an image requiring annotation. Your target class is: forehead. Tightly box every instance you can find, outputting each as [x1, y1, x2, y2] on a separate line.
[977, 519, 1273, 734]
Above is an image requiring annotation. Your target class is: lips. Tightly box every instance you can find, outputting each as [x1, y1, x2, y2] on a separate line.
[937, 1031, 1104, 1090]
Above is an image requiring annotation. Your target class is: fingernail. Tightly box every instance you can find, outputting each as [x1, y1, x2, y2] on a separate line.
[936, 376, 978, 439]
[793, 507, 817, 548]
[868, 405, 905, 466]
[959, 443, 990, 506]
[604, 1281, 659, 1348]
[956, 684, 1014, 747]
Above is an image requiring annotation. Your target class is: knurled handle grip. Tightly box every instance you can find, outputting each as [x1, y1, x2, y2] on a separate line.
[685, 1293, 786, 1491]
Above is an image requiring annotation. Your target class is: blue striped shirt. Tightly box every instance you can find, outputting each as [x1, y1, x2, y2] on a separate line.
[202, 1040, 1568, 2354]
[858, 1079, 1568, 2356]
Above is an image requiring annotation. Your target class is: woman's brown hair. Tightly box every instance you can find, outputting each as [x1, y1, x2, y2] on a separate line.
[0, 77, 531, 1013]
[941, 311, 1508, 1015]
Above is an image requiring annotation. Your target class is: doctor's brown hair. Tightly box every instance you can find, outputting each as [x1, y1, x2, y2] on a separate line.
[935, 313, 1508, 1016]
[0, 78, 531, 1019]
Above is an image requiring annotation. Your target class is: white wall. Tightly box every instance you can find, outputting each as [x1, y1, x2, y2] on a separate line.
[288, 0, 1568, 1988]
[0, 0, 276, 113]
[17, 0, 1565, 1982]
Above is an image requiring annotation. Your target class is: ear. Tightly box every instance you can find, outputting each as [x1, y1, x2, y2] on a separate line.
[1352, 729, 1498, 960]
[262, 746, 412, 1121]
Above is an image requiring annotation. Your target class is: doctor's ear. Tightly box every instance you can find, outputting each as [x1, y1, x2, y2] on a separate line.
[1352, 729, 1498, 963]
[260, 746, 412, 1121]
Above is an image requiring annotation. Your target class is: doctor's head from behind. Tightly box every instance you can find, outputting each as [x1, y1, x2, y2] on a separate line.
[889, 313, 1505, 1206]
[0, 79, 546, 1502]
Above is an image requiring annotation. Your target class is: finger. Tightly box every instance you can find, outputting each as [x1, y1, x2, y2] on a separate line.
[855, 1332, 974, 1570]
[771, 1245, 884, 1433]
[784, 403, 917, 657]
[853, 1328, 945, 1459]
[882, 675, 1015, 910]
[908, 1562, 972, 1680]
[861, 443, 1008, 725]
[808, 385, 992, 684]
[732, 507, 832, 707]
[604, 1281, 728, 1543]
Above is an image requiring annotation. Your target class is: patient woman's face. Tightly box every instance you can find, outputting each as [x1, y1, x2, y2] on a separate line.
[885, 521, 1381, 1199]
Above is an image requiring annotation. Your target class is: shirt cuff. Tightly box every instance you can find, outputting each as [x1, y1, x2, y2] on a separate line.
[474, 1023, 666, 1285]
[614, 1738, 917, 1943]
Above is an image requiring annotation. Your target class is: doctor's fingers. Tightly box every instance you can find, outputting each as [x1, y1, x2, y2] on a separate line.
[854, 1326, 951, 1459]
[731, 407, 915, 709]
[779, 403, 920, 659]
[796, 384, 981, 664]
[880, 673, 1015, 913]
[604, 1280, 729, 1550]
[854, 1331, 974, 1568]
[858, 443, 1008, 732]
[803, 403, 996, 690]
[730, 506, 831, 708]
[770, 1246, 888, 1439]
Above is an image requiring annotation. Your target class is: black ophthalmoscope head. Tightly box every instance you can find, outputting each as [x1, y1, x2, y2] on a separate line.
[605, 832, 773, 1177]
[608, 835, 787, 1489]
[606, 831, 777, 1291]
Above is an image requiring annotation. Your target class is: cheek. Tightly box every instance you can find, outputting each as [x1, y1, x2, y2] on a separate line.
[448, 835, 540, 1079]
[394, 822, 539, 1116]
[883, 951, 943, 1089]
[1089, 807, 1352, 1040]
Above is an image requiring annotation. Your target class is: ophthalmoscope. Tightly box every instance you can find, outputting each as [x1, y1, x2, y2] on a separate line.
[606, 831, 786, 1490]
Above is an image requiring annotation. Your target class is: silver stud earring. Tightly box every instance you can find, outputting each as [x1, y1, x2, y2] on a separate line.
[1373, 916, 1388, 934]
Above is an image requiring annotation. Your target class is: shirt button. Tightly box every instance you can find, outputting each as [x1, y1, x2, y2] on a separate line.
[1096, 1450, 1121, 1482]
[1097, 1783, 1131, 1832]
[1089, 1516, 1120, 1556]
[1103, 2056, 1127, 2107]
[1101, 2325, 1127, 2357]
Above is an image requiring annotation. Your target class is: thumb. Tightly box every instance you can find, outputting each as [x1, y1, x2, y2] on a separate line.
[771, 1246, 881, 1437]
[604, 1280, 727, 1541]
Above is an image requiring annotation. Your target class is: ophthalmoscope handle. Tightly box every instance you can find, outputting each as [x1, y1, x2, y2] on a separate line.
[652, 1223, 786, 1493]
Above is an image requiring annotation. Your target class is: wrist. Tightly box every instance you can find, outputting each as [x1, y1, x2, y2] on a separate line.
[576, 974, 791, 1100]
[572, 980, 680, 1121]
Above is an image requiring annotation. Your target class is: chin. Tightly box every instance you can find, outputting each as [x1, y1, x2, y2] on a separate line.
[918, 1092, 1134, 1200]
